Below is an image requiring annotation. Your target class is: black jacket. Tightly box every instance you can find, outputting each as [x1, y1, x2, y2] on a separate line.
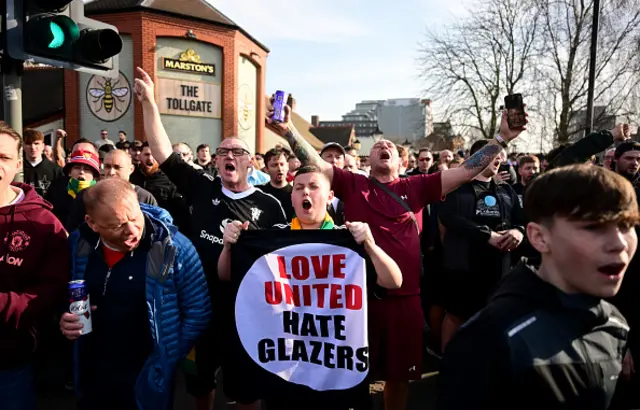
[438, 263, 628, 410]
[23, 157, 62, 197]
[439, 179, 524, 273]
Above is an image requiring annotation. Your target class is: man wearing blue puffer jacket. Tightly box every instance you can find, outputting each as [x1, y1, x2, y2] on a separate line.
[59, 178, 211, 410]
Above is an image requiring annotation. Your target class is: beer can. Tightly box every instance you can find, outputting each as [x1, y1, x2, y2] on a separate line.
[69, 280, 92, 335]
[271, 90, 286, 122]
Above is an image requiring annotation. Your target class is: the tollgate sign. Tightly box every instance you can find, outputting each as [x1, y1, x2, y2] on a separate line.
[157, 78, 221, 119]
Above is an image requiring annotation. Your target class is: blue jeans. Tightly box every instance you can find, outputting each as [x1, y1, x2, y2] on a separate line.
[0, 365, 36, 410]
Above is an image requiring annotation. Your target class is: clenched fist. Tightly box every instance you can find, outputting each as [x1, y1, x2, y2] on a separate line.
[223, 220, 249, 248]
[346, 221, 375, 248]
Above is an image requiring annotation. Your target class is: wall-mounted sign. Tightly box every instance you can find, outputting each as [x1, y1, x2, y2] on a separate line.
[162, 48, 216, 76]
[86, 71, 132, 122]
[238, 84, 255, 131]
[157, 78, 221, 118]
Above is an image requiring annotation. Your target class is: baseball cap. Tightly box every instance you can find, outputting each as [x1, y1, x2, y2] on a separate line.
[615, 141, 640, 159]
[64, 150, 101, 178]
[320, 142, 346, 156]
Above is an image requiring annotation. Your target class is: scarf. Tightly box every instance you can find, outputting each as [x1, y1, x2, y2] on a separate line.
[67, 178, 96, 199]
[290, 214, 335, 230]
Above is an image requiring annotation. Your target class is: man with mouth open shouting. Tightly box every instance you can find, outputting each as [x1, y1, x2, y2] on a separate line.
[219, 165, 403, 410]
[134, 67, 286, 410]
[269, 97, 525, 410]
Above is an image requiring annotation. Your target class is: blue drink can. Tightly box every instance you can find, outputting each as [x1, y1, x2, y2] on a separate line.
[271, 90, 286, 122]
[69, 280, 92, 335]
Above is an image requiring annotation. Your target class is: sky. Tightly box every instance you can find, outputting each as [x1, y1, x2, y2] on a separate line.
[208, 0, 469, 124]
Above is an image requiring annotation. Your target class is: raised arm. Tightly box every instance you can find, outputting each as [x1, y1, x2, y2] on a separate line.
[440, 110, 524, 196]
[267, 102, 333, 181]
[134, 67, 173, 165]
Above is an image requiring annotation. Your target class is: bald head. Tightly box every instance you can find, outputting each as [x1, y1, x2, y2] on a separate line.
[84, 179, 145, 252]
[103, 149, 135, 180]
[84, 178, 137, 217]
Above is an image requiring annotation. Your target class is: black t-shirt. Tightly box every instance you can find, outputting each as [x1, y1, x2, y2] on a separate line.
[259, 183, 295, 220]
[160, 153, 287, 288]
[512, 182, 525, 207]
[23, 157, 62, 197]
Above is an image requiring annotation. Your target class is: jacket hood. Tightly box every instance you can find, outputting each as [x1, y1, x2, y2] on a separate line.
[0, 183, 53, 215]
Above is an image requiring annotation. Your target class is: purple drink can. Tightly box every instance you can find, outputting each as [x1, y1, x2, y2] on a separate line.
[271, 90, 286, 122]
[69, 280, 92, 335]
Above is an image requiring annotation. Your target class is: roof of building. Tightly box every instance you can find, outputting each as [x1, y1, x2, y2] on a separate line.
[84, 0, 269, 52]
[310, 126, 354, 147]
[0, 67, 64, 125]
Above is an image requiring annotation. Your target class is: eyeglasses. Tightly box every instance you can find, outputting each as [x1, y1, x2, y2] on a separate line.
[419, 157, 433, 162]
[216, 148, 250, 157]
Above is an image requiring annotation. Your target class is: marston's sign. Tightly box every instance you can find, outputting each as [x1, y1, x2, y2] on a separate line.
[157, 78, 221, 118]
[162, 48, 216, 76]
[162, 58, 216, 75]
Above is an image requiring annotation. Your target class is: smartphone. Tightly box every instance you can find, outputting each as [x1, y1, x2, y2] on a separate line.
[271, 90, 286, 123]
[504, 93, 526, 129]
[498, 164, 510, 174]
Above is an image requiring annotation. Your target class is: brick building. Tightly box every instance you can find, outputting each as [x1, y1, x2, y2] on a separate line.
[24, 0, 270, 153]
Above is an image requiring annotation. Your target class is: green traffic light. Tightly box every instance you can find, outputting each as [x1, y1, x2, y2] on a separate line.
[48, 21, 66, 49]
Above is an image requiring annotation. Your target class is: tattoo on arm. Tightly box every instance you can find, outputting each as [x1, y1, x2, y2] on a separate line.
[284, 127, 323, 167]
[462, 144, 502, 172]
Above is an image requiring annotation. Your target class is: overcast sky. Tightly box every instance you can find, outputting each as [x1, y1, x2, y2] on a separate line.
[208, 0, 469, 124]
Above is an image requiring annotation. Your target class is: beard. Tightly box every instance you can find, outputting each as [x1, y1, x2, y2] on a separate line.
[141, 161, 159, 176]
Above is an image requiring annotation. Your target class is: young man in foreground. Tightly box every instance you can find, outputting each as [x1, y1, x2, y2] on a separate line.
[438, 164, 638, 410]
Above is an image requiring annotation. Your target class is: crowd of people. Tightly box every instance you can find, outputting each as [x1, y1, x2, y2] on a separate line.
[1, 64, 640, 410]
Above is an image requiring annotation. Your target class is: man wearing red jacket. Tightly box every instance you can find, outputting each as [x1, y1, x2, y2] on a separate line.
[0, 122, 70, 410]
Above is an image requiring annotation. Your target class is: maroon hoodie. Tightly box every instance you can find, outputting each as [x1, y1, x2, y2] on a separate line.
[0, 183, 69, 368]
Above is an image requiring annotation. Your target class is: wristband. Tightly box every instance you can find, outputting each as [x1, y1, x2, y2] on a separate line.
[495, 134, 508, 148]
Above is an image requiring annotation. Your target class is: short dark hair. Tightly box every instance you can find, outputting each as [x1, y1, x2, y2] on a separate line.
[101, 129, 107, 133]
[294, 165, 329, 183]
[23, 129, 45, 144]
[0, 121, 23, 153]
[73, 138, 96, 152]
[255, 152, 264, 157]
[141, 141, 150, 149]
[119, 130, 127, 136]
[525, 164, 639, 225]
[99, 144, 115, 153]
[518, 155, 540, 168]
[197, 144, 209, 153]
[470, 140, 489, 156]
[418, 148, 431, 155]
[264, 147, 288, 165]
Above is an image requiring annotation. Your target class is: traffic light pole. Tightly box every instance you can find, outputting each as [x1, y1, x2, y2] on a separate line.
[2, 56, 24, 183]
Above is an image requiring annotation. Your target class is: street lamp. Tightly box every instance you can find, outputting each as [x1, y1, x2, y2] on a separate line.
[353, 139, 361, 150]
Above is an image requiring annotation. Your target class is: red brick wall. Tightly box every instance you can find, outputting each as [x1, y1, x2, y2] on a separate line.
[65, 11, 268, 149]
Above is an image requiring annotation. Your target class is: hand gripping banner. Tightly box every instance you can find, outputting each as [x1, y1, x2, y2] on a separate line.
[230, 230, 371, 404]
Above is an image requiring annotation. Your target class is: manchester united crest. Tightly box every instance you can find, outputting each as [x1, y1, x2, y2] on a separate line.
[8, 230, 30, 253]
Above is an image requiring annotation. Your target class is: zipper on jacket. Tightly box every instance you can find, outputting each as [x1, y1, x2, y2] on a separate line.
[102, 268, 112, 296]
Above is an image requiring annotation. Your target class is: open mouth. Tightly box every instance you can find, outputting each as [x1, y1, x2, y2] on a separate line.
[380, 152, 391, 160]
[302, 199, 312, 210]
[225, 163, 236, 172]
[77, 177, 86, 181]
[598, 263, 626, 278]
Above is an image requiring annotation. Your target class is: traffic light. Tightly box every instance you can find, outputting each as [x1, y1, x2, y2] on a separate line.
[5, 0, 123, 77]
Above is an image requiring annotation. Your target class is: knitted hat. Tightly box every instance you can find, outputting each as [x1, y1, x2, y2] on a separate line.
[64, 150, 101, 178]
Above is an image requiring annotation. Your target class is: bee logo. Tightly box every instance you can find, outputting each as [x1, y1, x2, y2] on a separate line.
[86, 71, 132, 122]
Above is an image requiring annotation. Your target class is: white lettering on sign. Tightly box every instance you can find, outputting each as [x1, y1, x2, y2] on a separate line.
[0, 255, 23, 266]
[157, 78, 221, 119]
[235, 243, 369, 391]
[200, 230, 224, 245]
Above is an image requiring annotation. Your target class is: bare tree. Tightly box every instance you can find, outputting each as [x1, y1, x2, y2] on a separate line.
[528, 0, 640, 142]
[418, 0, 540, 139]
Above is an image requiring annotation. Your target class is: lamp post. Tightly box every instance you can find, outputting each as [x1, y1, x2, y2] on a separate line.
[586, 0, 601, 134]
[353, 139, 361, 151]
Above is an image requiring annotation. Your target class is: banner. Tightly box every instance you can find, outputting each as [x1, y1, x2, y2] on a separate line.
[230, 230, 370, 403]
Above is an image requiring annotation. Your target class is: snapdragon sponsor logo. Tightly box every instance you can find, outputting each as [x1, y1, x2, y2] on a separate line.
[0, 255, 23, 266]
[200, 230, 224, 245]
